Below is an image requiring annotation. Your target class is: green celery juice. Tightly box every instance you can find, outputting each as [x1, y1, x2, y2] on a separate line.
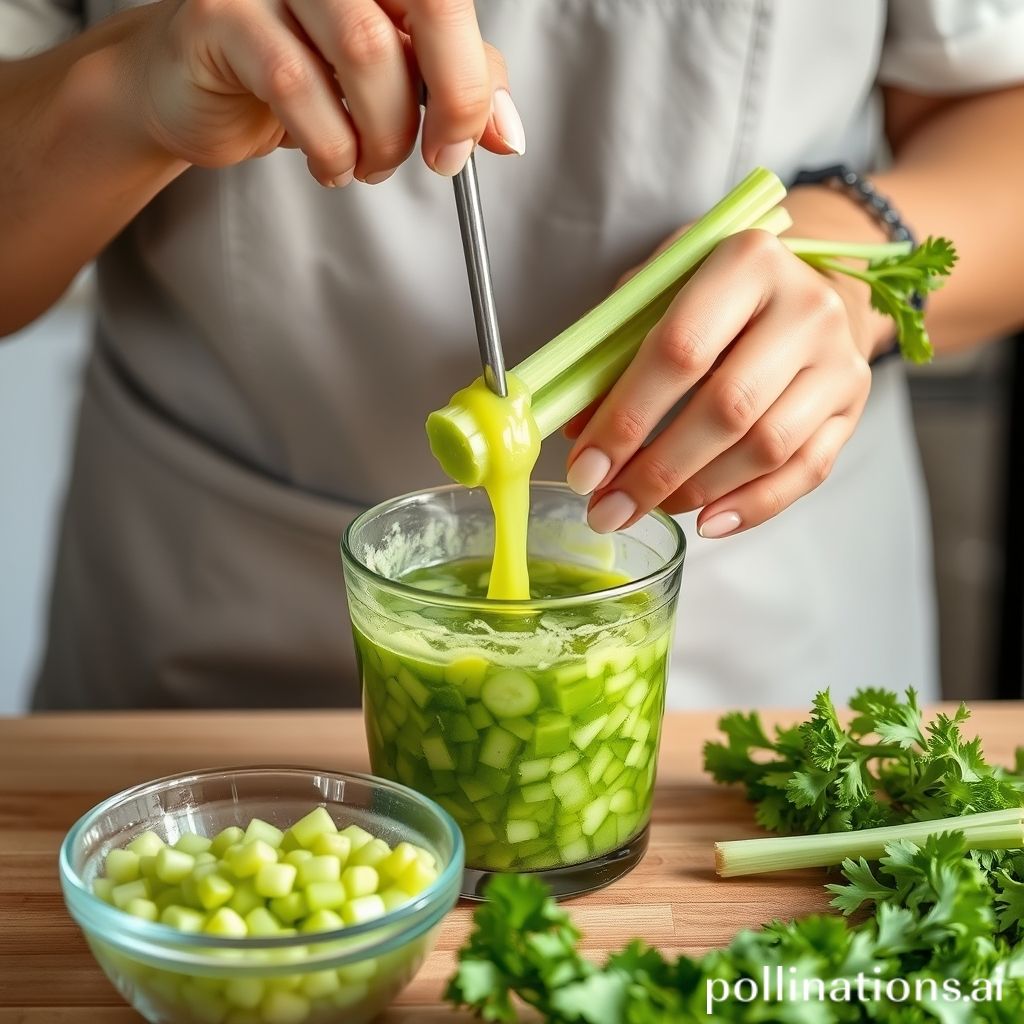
[355, 557, 671, 872]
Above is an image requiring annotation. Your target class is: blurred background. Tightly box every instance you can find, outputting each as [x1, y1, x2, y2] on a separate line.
[1, 279, 1021, 713]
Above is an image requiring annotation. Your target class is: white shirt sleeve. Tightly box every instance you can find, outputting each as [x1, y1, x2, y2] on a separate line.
[880, 0, 1024, 93]
[0, 0, 83, 58]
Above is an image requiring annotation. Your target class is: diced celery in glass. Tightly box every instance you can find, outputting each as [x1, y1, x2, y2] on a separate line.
[422, 733, 456, 771]
[126, 897, 158, 921]
[467, 702, 495, 731]
[299, 909, 344, 934]
[155, 847, 195, 885]
[605, 667, 637, 698]
[592, 811, 619, 854]
[255, 863, 297, 899]
[229, 880, 264, 918]
[227, 840, 278, 879]
[550, 749, 580, 774]
[341, 894, 386, 925]
[581, 796, 611, 837]
[444, 653, 490, 698]
[338, 824, 374, 853]
[479, 726, 520, 770]
[197, 872, 235, 910]
[225, 976, 265, 1009]
[506, 820, 540, 844]
[458, 776, 491, 802]
[521, 781, 554, 803]
[503, 717, 535, 742]
[530, 713, 572, 757]
[556, 675, 603, 716]
[572, 715, 609, 751]
[304, 880, 347, 913]
[559, 838, 591, 865]
[551, 766, 590, 810]
[260, 989, 310, 1024]
[112, 878, 150, 909]
[587, 745, 614, 785]
[341, 865, 379, 899]
[396, 667, 431, 709]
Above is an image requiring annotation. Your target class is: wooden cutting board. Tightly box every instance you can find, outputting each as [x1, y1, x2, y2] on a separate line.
[0, 704, 1019, 1022]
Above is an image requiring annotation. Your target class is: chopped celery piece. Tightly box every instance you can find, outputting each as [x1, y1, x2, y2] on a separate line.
[517, 757, 552, 784]
[304, 880, 347, 913]
[551, 766, 590, 811]
[229, 880, 264, 918]
[341, 894, 387, 925]
[284, 849, 314, 868]
[245, 906, 284, 936]
[299, 908, 344, 934]
[551, 750, 581, 774]
[127, 831, 165, 858]
[556, 675, 603, 716]
[289, 807, 337, 849]
[422, 733, 456, 771]
[310, 832, 351, 864]
[92, 877, 115, 904]
[338, 824, 374, 853]
[444, 654, 490, 697]
[227, 840, 278, 879]
[297, 855, 341, 887]
[582, 796, 611, 837]
[210, 826, 245, 858]
[506, 820, 540, 844]
[174, 832, 213, 856]
[243, 818, 284, 849]
[481, 670, 540, 718]
[255, 863, 297, 899]
[467, 702, 495, 731]
[479, 726, 520, 770]
[341, 865, 379, 899]
[197, 872, 235, 910]
[350, 837, 391, 869]
[155, 846, 195, 885]
[572, 715, 609, 751]
[270, 892, 308, 924]
[379, 842, 419, 881]
[521, 781, 554, 804]
[161, 905, 204, 932]
[261, 989, 310, 1024]
[126, 897, 158, 921]
[224, 977, 265, 1009]
[503, 717, 535, 742]
[204, 907, 248, 937]
[105, 849, 141, 884]
[396, 667, 431, 709]
[112, 878, 150, 909]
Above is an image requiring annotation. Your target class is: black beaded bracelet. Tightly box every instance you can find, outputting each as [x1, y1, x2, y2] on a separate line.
[792, 164, 916, 245]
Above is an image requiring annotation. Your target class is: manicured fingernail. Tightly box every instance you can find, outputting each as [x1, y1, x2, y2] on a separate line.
[433, 139, 474, 176]
[491, 89, 526, 155]
[331, 168, 355, 188]
[364, 168, 396, 185]
[567, 448, 611, 495]
[588, 492, 637, 534]
[698, 511, 742, 539]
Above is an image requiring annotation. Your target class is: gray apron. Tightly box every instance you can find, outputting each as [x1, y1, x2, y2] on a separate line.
[25, 0, 944, 709]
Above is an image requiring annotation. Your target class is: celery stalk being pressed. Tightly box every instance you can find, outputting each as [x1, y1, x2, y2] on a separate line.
[714, 808, 1024, 877]
[529, 206, 794, 438]
[513, 167, 787, 396]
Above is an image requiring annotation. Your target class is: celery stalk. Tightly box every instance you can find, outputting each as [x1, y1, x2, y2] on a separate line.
[529, 206, 794, 438]
[784, 237, 913, 260]
[714, 808, 1024, 878]
[514, 167, 786, 396]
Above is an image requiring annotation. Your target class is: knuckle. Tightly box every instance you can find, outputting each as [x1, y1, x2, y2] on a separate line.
[761, 483, 787, 520]
[430, 79, 492, 127]
[607, 406, 650, 449]
[265, 55, 312, 103]
[642, 455, 682, 496]
[710, 376, 758, 435]
[672, 479, 708, 511]
[371, 127, 417, 166]
[811, 283, 847, 328]
[311, 134, 355, 170]
[725, 228, 781, 265]
[801, 444, 835, 488]
[186, 0, 228, 24]
[336, 10, 395, 67]
[750, 419, 791, 469]
[656, 318, 706, 377]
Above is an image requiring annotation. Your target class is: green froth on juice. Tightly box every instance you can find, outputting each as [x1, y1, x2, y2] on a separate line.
[354, 557, 671, 872]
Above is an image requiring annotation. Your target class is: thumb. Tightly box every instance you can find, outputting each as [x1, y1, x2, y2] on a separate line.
[478, 43, 526, 156]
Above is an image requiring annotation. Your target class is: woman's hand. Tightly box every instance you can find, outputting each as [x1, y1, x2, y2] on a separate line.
[128, 0, 523, 186]
[565, 192, 893, 539]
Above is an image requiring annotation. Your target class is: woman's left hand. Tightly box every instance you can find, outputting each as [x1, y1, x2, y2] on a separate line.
[564, 195, 891, 539]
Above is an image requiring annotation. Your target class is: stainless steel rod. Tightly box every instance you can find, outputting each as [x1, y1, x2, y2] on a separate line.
[453, 153, 508, 397]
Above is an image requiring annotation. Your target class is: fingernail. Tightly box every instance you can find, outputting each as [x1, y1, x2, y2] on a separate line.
[331, 168, 355, 188]
[364, 168, 396, 185]
[491, 88, 526, 155]
[566, 448, 611, 495]
[698, 511, 742, 539]
[433, 139, 474, 177]
[588, 492, 637, 534]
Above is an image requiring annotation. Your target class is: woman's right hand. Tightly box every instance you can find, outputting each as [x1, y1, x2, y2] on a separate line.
[128, 0, 524, 186]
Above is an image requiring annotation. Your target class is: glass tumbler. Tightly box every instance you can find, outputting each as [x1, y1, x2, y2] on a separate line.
[341, 482, 685, 899]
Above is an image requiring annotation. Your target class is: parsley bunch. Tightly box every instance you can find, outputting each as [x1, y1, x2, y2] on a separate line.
[448, 835, 1024, 1022]
[703, 689, 1024, 835]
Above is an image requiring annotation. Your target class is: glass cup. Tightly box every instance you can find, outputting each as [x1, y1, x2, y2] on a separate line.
[341, 482, 685, 899]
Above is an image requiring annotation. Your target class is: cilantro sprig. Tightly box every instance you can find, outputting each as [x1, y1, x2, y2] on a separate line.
[788, 236, 958, 363]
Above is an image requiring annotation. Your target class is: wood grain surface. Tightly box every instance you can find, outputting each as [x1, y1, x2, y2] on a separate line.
[0, 705, 1019, 1022]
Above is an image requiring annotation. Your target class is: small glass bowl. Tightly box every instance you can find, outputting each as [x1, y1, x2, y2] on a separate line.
[59, 767, 464, 1024]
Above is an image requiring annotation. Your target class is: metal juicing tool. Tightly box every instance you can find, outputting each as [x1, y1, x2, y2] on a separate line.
[452, 152, 508, 397]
